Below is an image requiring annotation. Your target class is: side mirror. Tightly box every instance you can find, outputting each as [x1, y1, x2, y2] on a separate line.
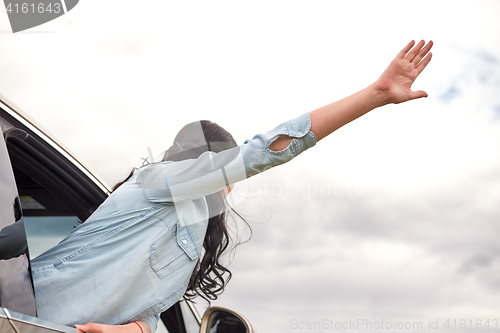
[199, 306, 253, 333]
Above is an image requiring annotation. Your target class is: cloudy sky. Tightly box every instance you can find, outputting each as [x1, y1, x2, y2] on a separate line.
[1, 0, 500, 332]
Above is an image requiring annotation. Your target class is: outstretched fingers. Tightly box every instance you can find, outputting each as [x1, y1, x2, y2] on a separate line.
[416, 51, 433, 74]
[404, 40, 425, 62]
[411, 40, 433, 65]
[397, 40, 416, 59]
[396, 40, 433, 75]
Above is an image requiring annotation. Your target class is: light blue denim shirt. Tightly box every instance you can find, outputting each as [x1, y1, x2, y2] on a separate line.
[31, 113, 317, 332]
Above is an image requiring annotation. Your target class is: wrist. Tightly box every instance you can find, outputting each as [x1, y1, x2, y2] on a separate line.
[368, 82, 392, 108]
[132, 322, 144, 333]
[127, 321, 149, 333]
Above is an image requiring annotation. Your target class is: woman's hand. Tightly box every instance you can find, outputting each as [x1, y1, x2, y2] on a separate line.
[75, 320, 149, 333]
[374, 40, 433, 104]
[309, 40, 434, 141]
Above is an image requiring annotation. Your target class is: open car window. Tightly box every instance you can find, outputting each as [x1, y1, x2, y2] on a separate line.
[4, 127, 108, 259]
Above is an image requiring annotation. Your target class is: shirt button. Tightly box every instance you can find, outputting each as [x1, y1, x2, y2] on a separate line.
[298, 131, 303, 136]
[182, 239, 187, 244]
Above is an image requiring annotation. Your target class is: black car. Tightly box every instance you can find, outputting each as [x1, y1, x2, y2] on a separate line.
[0, 92, 252, 333]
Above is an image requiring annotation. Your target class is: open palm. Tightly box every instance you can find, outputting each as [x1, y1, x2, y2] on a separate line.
[375, 40, 433, 104]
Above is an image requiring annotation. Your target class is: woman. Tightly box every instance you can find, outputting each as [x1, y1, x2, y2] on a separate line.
[31, 40, 433, 333]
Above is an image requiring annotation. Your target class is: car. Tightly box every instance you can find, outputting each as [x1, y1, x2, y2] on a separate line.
[0, 92, 253, 333]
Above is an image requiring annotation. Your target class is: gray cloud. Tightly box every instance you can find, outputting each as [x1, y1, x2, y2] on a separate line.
[460, 254, 493, 273]
[211, 163, 500, 332]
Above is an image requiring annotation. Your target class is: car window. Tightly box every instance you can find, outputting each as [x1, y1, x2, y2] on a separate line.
[6, 138, 94, 259]
[24, 216, 81, 259]
[3, 127, 108, 258]
[5, 127, 107, 221]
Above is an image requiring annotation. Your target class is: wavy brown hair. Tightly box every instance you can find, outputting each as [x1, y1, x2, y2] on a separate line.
[113, 120, 249, 302]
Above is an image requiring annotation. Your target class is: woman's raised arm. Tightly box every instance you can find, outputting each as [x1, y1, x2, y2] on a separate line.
[270, 40, 433, 150]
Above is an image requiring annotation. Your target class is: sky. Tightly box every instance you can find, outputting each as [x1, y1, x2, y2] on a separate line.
[1, 1, 500, 332]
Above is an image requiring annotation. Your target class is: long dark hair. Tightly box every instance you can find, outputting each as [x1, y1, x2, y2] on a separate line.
[113, 120, 248, 302]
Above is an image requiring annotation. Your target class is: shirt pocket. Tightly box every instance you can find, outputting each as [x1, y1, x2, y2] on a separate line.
[149, 220, 199, 279]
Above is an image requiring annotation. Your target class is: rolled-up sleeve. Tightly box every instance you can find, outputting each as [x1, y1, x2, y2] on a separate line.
[136, 112, 317, 203]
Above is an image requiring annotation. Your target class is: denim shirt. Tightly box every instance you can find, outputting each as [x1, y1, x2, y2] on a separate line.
[31, 113, 317, 331]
